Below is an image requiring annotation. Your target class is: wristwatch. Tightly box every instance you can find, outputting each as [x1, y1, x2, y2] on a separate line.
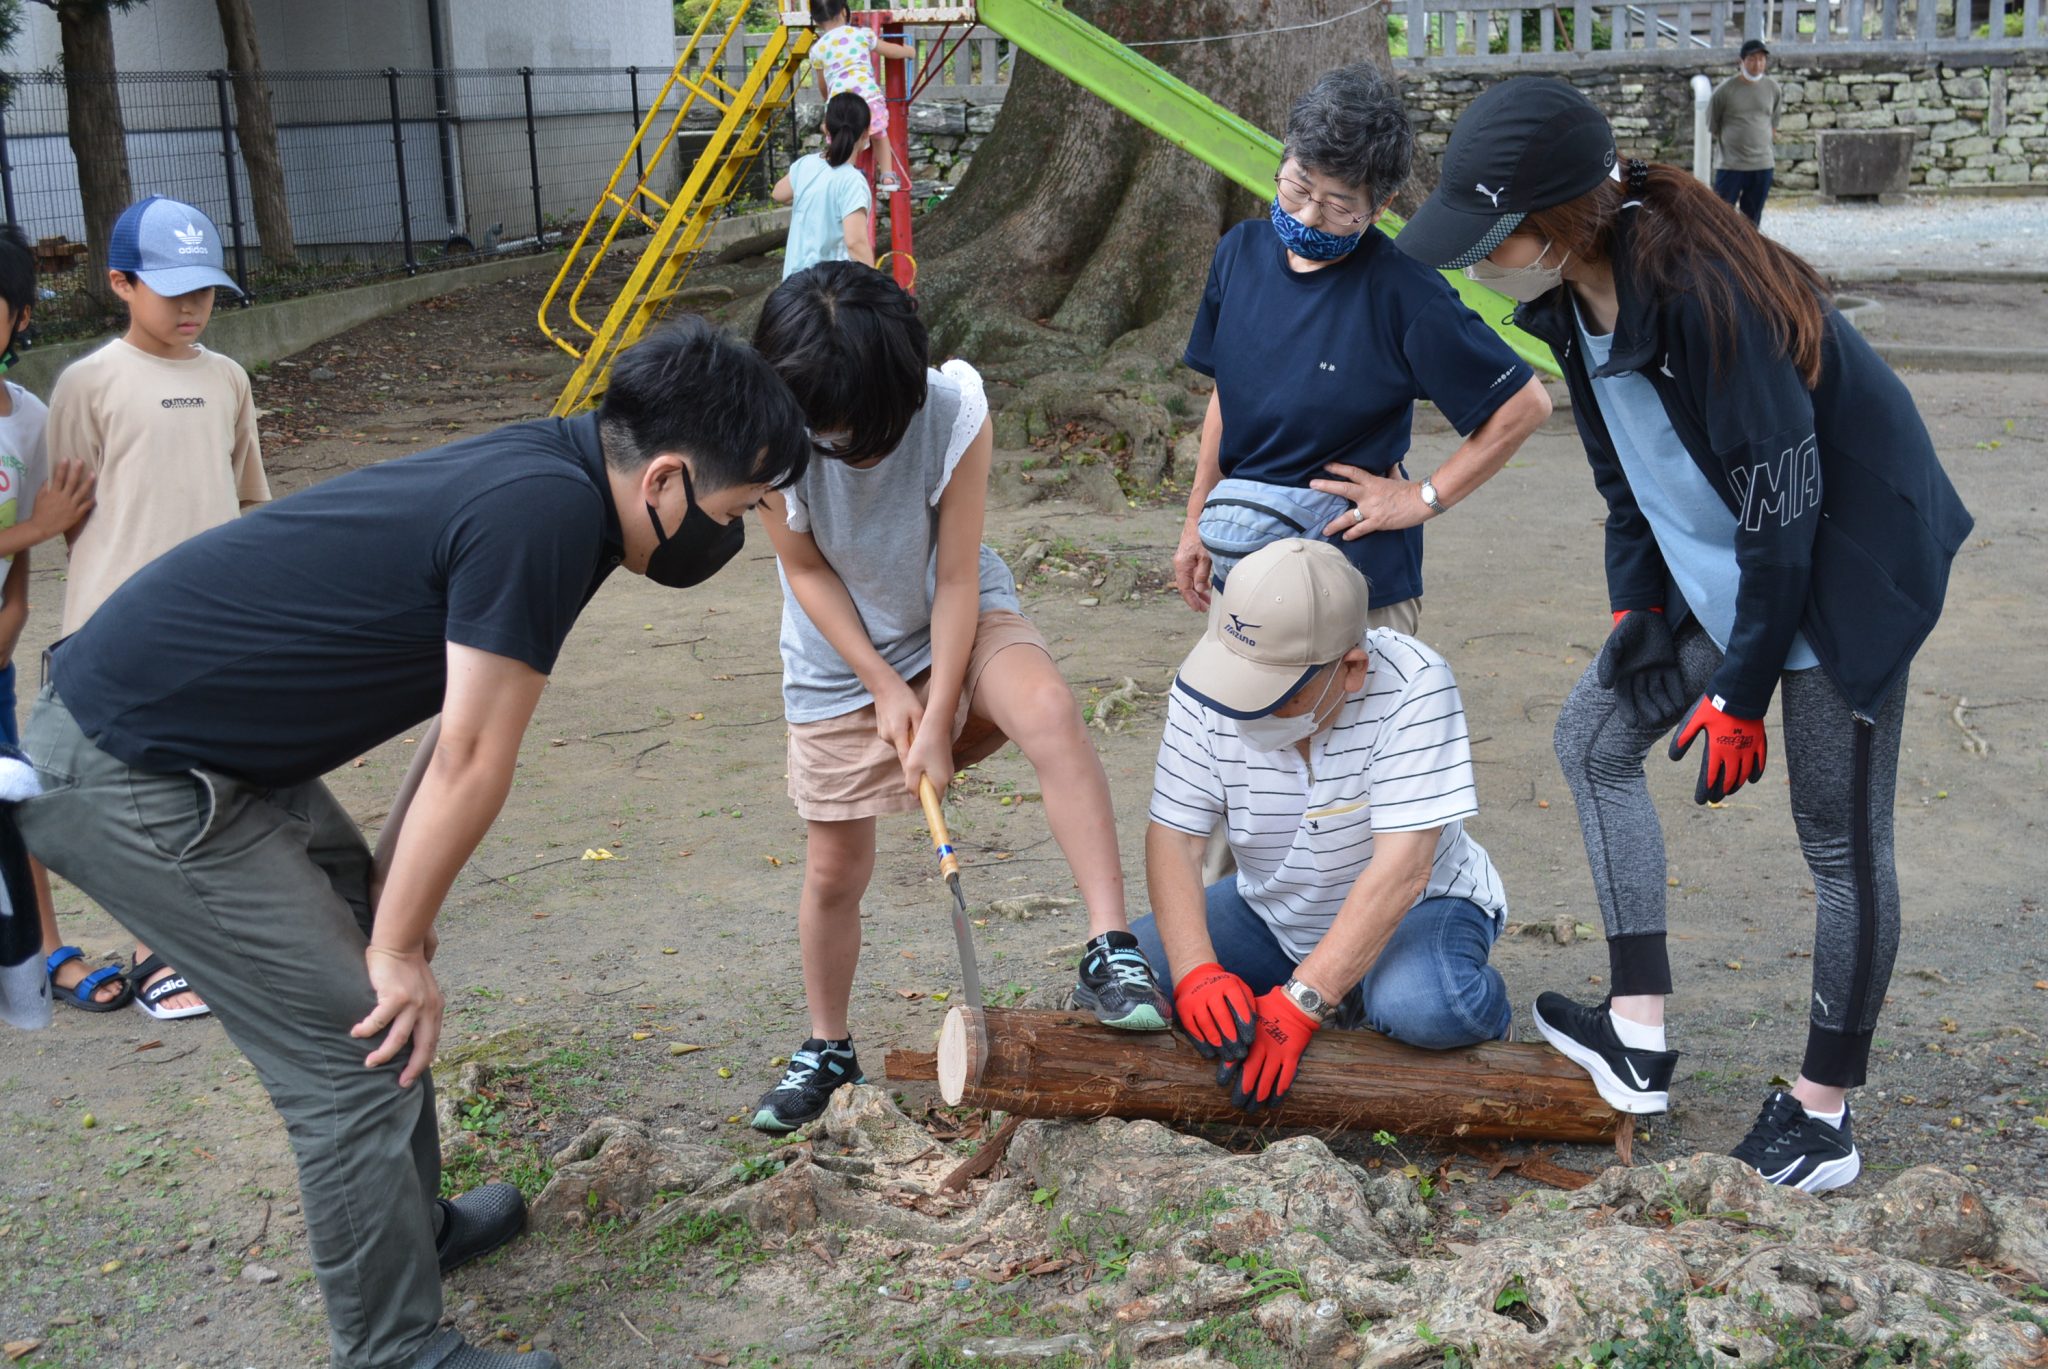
[1282, 976, 1338, 1024]
[1419, 476, 1443, 513]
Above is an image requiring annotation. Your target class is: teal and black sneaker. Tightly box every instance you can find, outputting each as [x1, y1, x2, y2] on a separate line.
[750, 1038, 863, 1133]
[1071, 931, 1170, 1031]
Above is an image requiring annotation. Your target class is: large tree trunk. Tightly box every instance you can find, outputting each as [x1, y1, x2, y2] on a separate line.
[213, 0, 295, 269]
[916, 0, 1392, 472]
[56, 1, 131, 311]
[887, 1008, 1630, 1148]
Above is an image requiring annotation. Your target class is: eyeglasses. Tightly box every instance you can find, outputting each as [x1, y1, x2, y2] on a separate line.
[1274, 174, 1371, 228]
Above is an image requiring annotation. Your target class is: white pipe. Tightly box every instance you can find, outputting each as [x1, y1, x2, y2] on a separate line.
[1691, 73, 1714, 185]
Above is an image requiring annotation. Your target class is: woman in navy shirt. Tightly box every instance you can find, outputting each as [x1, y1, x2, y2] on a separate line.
[1173, 63, 1551, 631]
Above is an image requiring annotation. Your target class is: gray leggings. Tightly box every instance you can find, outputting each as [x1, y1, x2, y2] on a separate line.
[1553, 621, 1906, 1087]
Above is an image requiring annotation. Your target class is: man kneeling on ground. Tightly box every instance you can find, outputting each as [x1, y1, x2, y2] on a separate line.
[14, 319, 808, 1369]
[1132, 539, 1512, 1109]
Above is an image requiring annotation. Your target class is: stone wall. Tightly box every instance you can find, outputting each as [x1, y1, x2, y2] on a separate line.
[1400, 52, 2048, 192]
[817, 50, 2047, 197]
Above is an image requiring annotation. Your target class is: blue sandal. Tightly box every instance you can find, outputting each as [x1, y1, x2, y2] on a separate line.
[46, 946, 135, 1013]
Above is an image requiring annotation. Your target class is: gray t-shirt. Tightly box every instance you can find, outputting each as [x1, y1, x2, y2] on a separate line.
[777, 361, 1020, 723]
[0, 382, 50, 577]
[1709, 73, 1783, 173]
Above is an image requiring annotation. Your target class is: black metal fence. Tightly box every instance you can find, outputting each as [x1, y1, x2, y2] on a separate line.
[0, 64, 789, 338]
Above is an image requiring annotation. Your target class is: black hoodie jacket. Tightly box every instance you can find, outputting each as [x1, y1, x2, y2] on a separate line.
[1513, 205, 1973, 720]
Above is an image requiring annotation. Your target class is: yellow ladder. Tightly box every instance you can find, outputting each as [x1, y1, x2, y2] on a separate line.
[539, 1, 812, 416]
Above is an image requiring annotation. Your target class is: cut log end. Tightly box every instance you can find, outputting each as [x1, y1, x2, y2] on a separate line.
[937, 1006, 986, 1106]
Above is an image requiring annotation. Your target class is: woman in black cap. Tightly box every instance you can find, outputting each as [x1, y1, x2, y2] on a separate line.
[1398, 77, 1972, 1192]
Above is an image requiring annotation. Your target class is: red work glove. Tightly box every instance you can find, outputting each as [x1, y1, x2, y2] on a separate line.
[1669, 694, 1767, 804]
[1174, 962, 1255, 1062]
[1221, 987, 1321, 1112]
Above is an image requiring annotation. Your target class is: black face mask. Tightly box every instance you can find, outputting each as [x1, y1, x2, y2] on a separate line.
[644, 462, 743, 589]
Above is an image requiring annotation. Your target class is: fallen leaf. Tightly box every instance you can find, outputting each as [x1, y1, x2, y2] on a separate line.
[696, 1354, 731, 1367]
[897, 989, 923, 1000]
[1940, 1017, 1959, 1034]
[134, 1040, 162, 1053]
[678, 849, 694, 858]
[689, 712, 706, 721]
[99, 1259, 122, 1274]
[932, 991, 950, 1002]
[669, 1042, 702, 1056]
[549, 738, 567, 747]
[2034, 981, 2047, 991]
[717, 1067, 733, 1079]
[631, 1031, 652, 1042]
[5, 1340, 42, 1361]
[1726, 961, 1742, 971]
[581, 848, 614, 861]
[1536, 799, 1550, 809]
[713, 673, 735, 681]
[764, 855, 783, 867]
[661, 947, 678, 955]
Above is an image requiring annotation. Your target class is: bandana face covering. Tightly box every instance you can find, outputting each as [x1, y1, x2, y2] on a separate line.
[1270, 199, 1362, 262]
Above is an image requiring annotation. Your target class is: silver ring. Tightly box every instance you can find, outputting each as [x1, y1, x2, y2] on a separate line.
[1351, 507, 1365, 523]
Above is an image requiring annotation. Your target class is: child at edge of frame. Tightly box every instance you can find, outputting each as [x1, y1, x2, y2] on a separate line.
[40, 194, 271, 1024]
[744, 260, 1172, 1133]
[809, 0, 915, 193]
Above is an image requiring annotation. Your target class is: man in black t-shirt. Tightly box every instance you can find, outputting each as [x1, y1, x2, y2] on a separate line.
[15, 319, 807, 1369]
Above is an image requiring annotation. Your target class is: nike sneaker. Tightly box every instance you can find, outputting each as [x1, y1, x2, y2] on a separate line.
[1531, 991, 1678, 1114]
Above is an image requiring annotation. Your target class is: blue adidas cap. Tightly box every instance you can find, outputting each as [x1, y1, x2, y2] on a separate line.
[107, 195, 242, 297]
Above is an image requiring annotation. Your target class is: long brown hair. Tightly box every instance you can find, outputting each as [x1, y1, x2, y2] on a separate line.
[1523, 163, 1830, 388]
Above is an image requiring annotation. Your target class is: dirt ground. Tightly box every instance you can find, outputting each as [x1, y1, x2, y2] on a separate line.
[1843, 278, 2048, 352]
[1, 259, 2044, 1368]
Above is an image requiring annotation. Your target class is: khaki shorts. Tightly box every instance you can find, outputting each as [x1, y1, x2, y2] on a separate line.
[787, 608, 1049, 822]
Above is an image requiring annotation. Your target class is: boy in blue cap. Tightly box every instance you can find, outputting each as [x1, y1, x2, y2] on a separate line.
[44, 194, 270, 1021]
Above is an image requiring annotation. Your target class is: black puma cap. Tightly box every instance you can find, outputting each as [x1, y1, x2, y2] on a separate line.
[1396, 77, 1617, 270]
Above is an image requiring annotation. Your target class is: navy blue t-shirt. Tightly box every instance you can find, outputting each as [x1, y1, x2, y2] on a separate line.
[1184, 220, 1532, 606]
[53, 414, 625, 788]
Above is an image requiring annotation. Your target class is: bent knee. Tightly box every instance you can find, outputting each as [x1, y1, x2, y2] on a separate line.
[1008, 680, 1086, 749]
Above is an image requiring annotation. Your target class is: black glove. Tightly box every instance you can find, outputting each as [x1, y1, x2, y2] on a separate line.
[1597, 610, 1688, 731]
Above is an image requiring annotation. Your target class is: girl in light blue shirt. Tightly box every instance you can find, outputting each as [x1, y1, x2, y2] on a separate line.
[772, 92, 876, 279]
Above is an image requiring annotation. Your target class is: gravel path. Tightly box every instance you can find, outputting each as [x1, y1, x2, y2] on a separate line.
[1763, 194, 2048, 272]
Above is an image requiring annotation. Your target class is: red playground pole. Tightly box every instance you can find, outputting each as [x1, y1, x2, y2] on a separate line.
[880, 15, 914, 291]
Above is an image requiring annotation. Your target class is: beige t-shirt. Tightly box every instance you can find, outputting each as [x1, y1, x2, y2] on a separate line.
[48, 338, 270, 634]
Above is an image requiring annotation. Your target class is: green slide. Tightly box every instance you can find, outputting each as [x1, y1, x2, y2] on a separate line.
[975, 0, 1557, 376]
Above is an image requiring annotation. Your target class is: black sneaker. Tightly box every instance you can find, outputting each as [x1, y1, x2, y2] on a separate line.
[1731, 1091, 1860, 1193]
[1071, 931, 1170, 1031]
[750, 1038, 863, 1133]
[1531, 992, 1678, 1115]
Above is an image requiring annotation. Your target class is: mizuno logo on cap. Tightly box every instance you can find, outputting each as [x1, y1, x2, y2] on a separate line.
[1224, 614, 1261, 647]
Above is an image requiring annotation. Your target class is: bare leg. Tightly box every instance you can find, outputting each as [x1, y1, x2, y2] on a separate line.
[971, 646, 1126, 937]
[798, 817, 876, 1040]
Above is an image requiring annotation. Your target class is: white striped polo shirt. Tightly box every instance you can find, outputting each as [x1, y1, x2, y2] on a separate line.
[1149, 628, 1508, 962]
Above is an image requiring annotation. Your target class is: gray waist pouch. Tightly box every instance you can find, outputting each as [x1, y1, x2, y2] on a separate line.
[1197, 478, 1352, 589]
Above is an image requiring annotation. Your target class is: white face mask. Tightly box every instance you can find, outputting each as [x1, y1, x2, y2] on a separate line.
[1740, 66, 1764, 81]
[1236, 666, 1344, 754]
[1465, 239, 1572, 303]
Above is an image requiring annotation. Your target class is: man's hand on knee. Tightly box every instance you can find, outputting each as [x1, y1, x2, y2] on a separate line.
[353, 944, 445, 1088]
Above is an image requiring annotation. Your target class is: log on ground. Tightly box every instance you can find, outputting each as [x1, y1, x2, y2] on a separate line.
[886, 1006, 1625, 1145]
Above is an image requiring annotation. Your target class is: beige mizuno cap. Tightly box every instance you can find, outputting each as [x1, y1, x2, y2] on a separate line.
[1173, 539, 1372, 719]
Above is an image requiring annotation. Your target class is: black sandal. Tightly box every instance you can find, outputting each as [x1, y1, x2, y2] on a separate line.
[128, 953, 211, 1022]
[46, 946, 134, 1012]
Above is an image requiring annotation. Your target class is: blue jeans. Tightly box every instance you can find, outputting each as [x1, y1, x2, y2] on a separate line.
[1130, 880, 1512, 1050]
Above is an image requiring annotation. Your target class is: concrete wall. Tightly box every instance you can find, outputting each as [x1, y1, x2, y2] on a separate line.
[7, 0, 433, 73]
[1400, 52, 2048, 191]
[440, 0, 675, 70]
[6, 0, 673, 75]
